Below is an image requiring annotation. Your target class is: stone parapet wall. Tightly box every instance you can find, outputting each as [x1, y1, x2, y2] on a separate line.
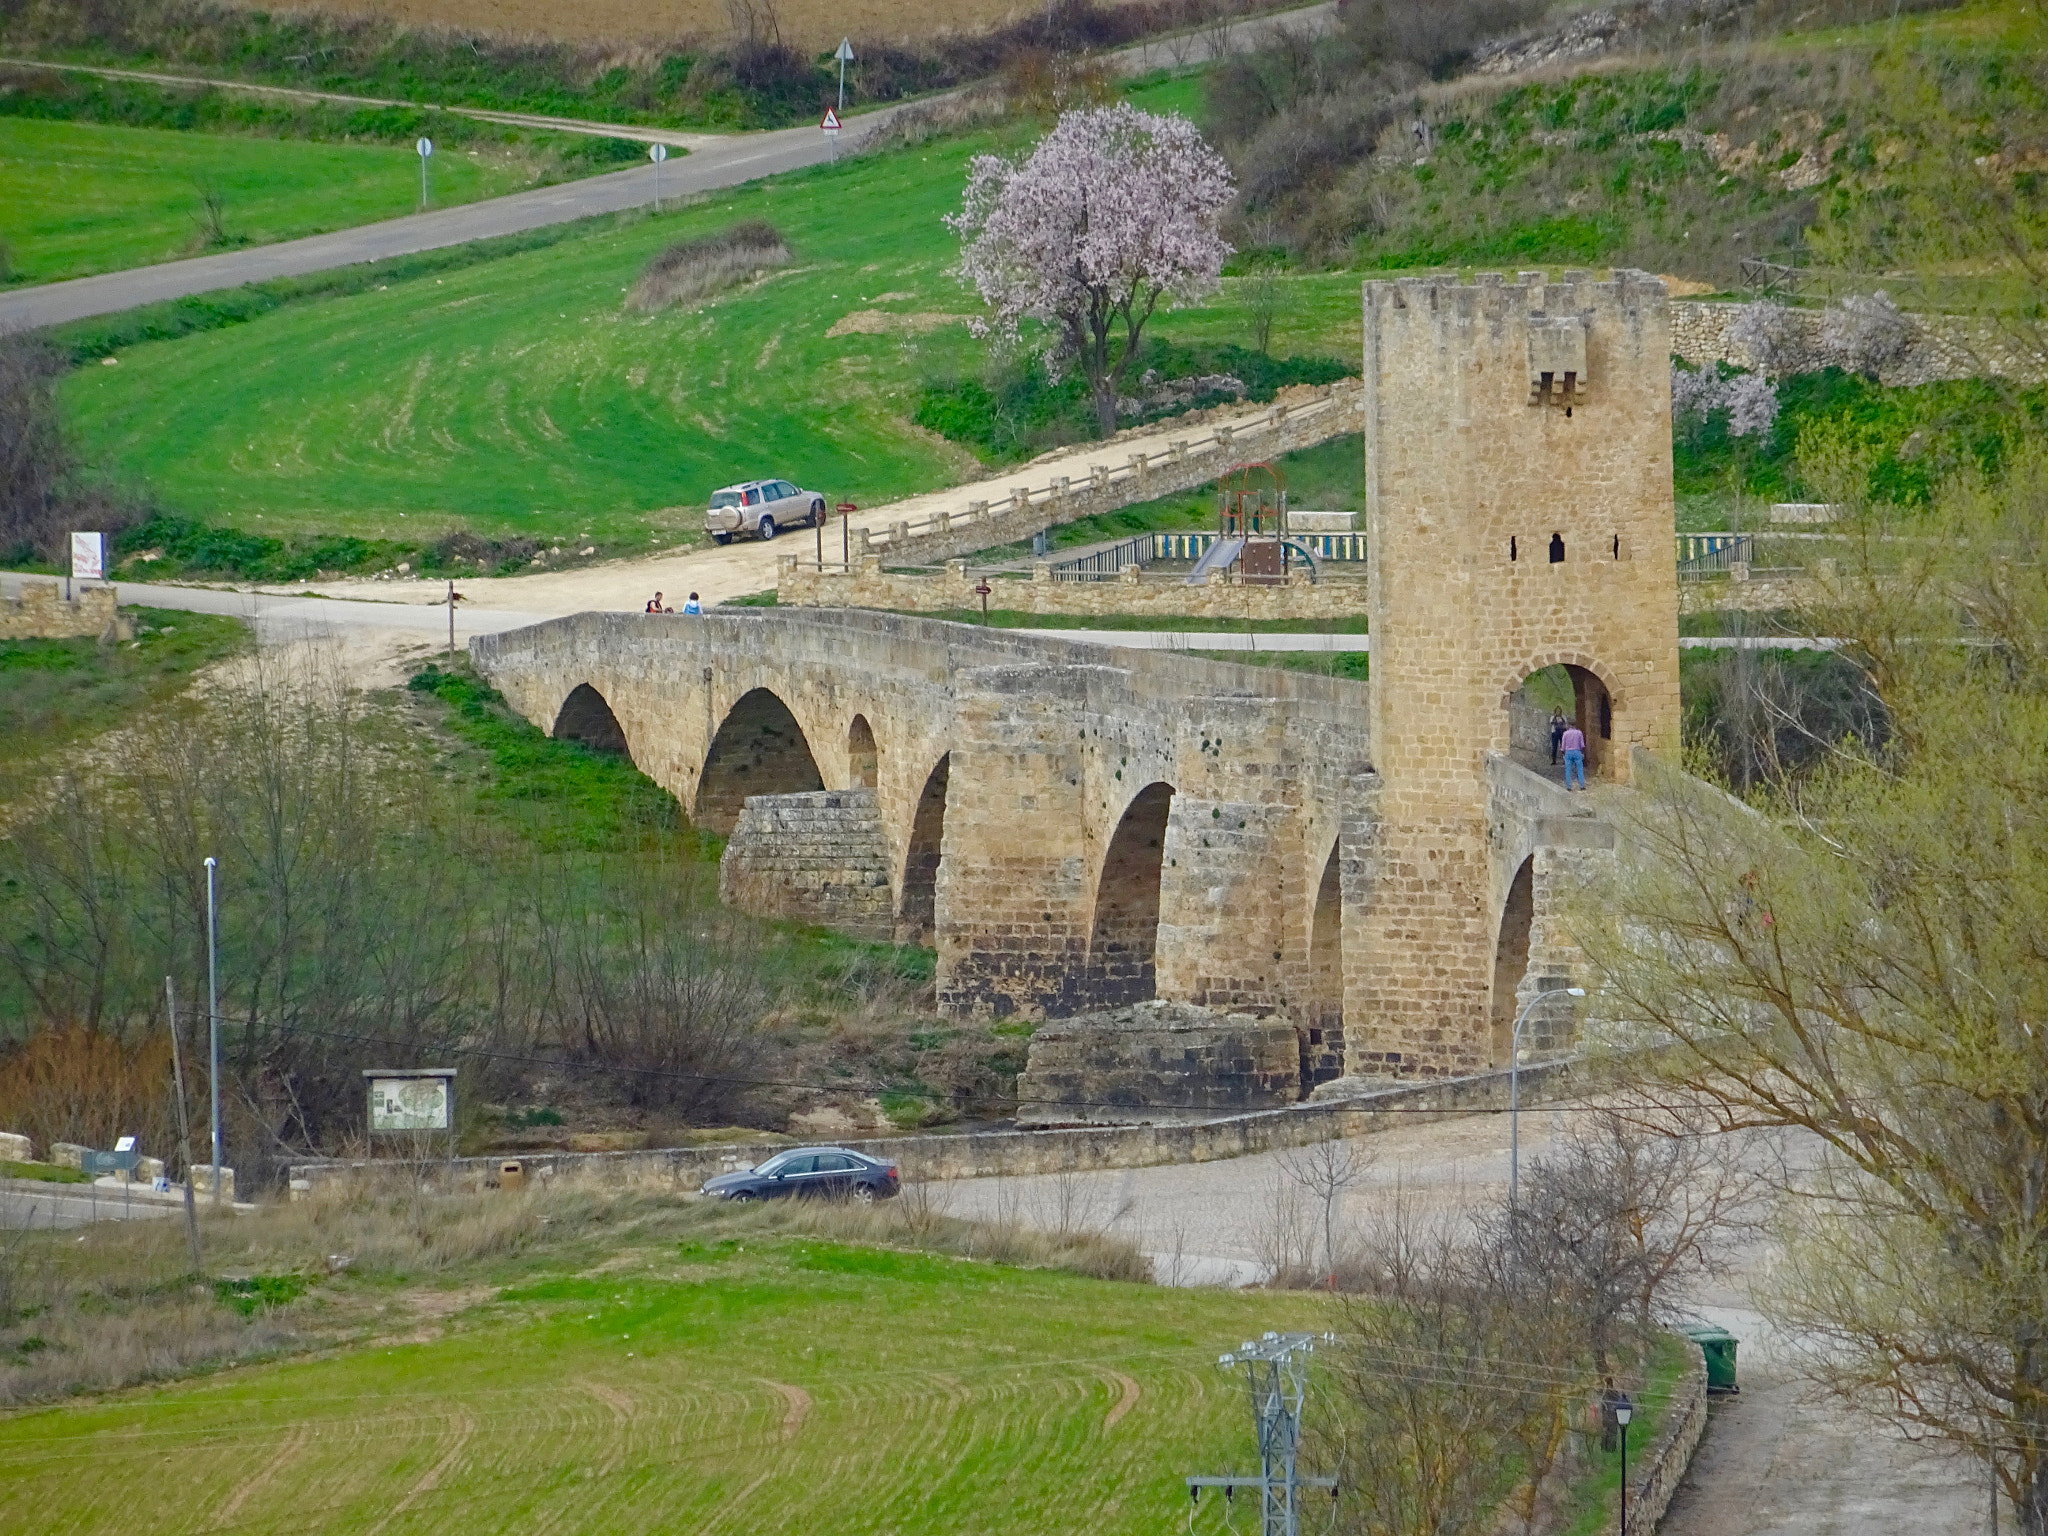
[718, 789, 894, 940]
[779, 555, 1372, 621]
[1014, 999, 1305, 1127]
[287, 1056, 1579, 1196]
[1, 581, 126, 641]
[1670, 300, 2047, 386]
[866, 383, 1366, 566]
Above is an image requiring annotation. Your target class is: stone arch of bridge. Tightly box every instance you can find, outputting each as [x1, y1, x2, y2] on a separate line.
[1489, 854, 1537, 1068]
[1086, 780, 1176, 1009]
[1500, 653, 1622, 784]
[897, 752, 951, 947]
[1306, 837, 1345, 1086]
[694, 686, 825, 835]
[552, 682, 632, 759]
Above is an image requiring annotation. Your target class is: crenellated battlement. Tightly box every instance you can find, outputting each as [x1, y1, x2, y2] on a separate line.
[1365, 267, 1667, 316]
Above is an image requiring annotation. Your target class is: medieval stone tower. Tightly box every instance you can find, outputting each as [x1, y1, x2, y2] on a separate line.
[1351, 269, 1682, 1077]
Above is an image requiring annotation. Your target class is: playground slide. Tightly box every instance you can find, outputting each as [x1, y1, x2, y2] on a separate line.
[1186, 536, 1245, 585]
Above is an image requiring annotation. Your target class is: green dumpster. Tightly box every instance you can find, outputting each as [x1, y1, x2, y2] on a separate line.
[1681, 1324, 1740, 1393]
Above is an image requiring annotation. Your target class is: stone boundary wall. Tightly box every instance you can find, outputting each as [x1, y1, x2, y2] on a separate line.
[864, 383, 1366, 566]
[779, 555, 1372, 620]
[1, 581, 126, 641]
[1625, 1338, 1710, 1536]
[1669, 300, 2046, 387]
[286, 1057, 1577, 1197]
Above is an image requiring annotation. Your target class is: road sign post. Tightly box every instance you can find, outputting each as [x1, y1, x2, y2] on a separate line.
[835, 38, 854, 113]
[821, 106, 842, 161]
[837, 501, 856, 570]
[649, 141, 668, 208]
[416, 136, 433, 208]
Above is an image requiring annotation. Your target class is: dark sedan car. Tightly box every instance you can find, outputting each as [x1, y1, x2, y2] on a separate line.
[700, 1146, 900, 1205]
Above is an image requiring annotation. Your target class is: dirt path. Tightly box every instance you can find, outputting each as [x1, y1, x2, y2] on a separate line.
[266, 388, 1355, 615]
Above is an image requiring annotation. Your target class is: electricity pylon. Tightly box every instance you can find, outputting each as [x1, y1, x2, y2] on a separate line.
[1186, 1331, 1338, 1536]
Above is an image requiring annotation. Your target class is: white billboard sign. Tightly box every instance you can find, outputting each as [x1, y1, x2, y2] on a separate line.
[368, 1075, 450, 1132]
[71, 531, 105, 581]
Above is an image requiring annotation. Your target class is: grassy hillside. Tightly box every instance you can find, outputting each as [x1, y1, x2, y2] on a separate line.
[0, 605, 248, 770]
[0, 1193, 1329, 1535]
[58, 116, 1360, 563]
[0, 116, 581, 284]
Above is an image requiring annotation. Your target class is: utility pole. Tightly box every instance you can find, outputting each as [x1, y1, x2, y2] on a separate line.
[163, 976, 204, 1272]
[204, 855, 222, 1207]
[1187, 1332, 1337, 1536]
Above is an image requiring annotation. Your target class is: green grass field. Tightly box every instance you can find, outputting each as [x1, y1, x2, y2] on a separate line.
[0, 605, 249, 769]
[0, 1201, 1329, 1536]
[0, 118, 556, 285]
[58, 120, 1363, 557]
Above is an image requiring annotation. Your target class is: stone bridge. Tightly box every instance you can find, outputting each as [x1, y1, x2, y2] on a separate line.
[475, 268, 1682, 1078]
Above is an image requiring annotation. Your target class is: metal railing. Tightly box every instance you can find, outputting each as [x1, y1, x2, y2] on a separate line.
[1048, 534, 1151, 581]
[1151, 531, 1367, 563]
[1676, 533, 1753, 578]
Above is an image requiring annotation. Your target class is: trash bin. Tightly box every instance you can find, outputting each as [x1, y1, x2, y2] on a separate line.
[498, 1160, 527, 1191]
[1681, 1324, 1739, 1394]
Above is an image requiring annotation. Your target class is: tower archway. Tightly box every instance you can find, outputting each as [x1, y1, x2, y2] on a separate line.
[898, 753, 950, 946]
[552, 684, 630, 757]
[694, 687, 824, 835]
[1506, 662, 1616, 784]
[1087, 781, 1175, 1008]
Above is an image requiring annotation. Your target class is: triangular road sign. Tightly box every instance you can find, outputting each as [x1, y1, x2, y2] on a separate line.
[821, 107, 842, 132]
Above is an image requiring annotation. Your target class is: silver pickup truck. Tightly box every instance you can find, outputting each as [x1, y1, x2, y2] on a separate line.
[704, 479, 827, 544]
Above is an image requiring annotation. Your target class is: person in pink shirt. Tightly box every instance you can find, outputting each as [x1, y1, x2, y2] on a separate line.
[1560, 723, 1587, 789]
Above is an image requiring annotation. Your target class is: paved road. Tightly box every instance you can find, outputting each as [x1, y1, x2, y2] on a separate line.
[0, 1180, 181, 1229]
[0, 3, 1336, 331]
[935, 1111, 1982, 1534]
[0, 122, 853, 330]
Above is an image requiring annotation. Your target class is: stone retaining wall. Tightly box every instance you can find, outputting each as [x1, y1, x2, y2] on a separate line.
[1014, 1000, 1306, 1127]
[1, 581, 126, 641]
[1626, 1339, 1710, 1536]
[779, 555, 1372, 621]
[864, 383, 1366, 566]
[287, 1057, 1578, 1197]
[718, 789, 894, 940]
[1669, 300, 2046, 386]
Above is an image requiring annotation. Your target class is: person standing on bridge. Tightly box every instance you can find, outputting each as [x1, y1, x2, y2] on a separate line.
[1560, 722, 1587, 790]
[682, 592, 702, 615]
[1548, 708, 1567, 764]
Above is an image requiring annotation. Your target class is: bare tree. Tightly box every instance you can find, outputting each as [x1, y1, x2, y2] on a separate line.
[1277, 1135, 1370, 1286]
[1576, 440, 2048, 1533]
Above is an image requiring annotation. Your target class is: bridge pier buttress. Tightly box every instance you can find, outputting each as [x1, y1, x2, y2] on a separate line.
[933, 664, 1101, 1019]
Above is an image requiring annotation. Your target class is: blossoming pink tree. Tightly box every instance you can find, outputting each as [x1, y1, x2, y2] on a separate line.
[948, 103, 1235, 437]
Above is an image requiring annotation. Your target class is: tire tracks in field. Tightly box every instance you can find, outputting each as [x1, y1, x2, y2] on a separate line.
[210, 1421, 311, 1528]
[759, 1379, 811, 1441]
[360, 1406, 477, 1536]
[1101, 1369, 1142, 1431]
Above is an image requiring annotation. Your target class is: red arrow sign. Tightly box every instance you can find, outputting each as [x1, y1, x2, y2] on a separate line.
[821, 107, 842, 132]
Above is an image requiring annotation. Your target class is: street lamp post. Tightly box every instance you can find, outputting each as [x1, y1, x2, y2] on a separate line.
[204, 855, 221, 1208]
[1509, 984, 1586, 1217]
[1615, 1395, 1634, 1535]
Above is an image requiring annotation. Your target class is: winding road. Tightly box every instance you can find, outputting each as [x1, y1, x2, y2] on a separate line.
[0, 3, 1335, 331]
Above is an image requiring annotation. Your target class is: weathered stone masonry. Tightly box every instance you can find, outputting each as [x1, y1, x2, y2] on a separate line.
[474, 270, 1676, 1078]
